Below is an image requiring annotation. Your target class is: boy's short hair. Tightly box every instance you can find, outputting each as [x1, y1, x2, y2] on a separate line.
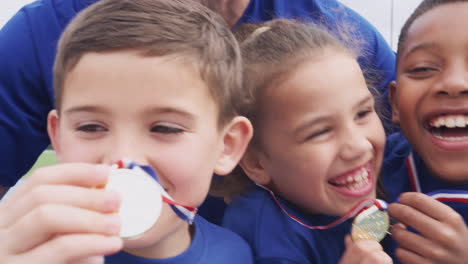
[54, 0, 244, 126]
[397, 0, 467, 66]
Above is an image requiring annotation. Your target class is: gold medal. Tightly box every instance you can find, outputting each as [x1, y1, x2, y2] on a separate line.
[351, 204, 389, 241]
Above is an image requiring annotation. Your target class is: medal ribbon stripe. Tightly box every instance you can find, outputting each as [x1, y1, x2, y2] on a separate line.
[405, 153, 468, 204]
[256, 184, 388, 230]
[406, 153, 422, 193]
[426, 190, 468, 203]
[113, 159, 198, 224]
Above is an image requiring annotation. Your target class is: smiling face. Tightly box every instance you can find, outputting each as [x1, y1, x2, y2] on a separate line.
[391, 2, 468, 183]
[48, 51, 244, 257]
[246, 50, 385, 216]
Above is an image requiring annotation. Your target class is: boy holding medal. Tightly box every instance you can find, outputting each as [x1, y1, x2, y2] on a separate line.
[0, 0, 254, 263]
[219, 19, 393, 263]
[384, 0, 468, 263]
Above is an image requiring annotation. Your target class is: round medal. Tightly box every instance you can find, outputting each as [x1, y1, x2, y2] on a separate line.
[351, 204, 389, 242]
[105, 168, 163, 239]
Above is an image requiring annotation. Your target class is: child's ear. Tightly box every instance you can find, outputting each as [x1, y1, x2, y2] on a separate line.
[239, 148, 271, 186]
[389, 81, 400, 124]
[214, 116, 253, 176]
[47, 110, 62, 157]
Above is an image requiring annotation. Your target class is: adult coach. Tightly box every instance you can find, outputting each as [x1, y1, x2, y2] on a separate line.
[0, 0, 395, 197]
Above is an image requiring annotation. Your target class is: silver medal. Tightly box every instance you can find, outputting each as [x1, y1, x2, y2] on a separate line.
[105, 168, 163, 239]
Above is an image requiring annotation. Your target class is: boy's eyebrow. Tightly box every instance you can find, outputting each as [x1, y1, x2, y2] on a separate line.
[142, 107, 196, 121]
[64, 105, 109, 115]
[403, 42, 440, 60]
[64, 105, 196, 120]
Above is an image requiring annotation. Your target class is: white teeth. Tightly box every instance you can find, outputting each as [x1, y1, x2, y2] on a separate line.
[355, 175, 362, 182]
[429, 115, 468, 141]
[456, 116, 466, 127]
[446, 118, 456, 128]
[436, 118, 445, 127]
[332, 168, 369, 188]
[433, 134, 468, 141]
[430, 115, 468, 128]
[362, 169, 369, 179]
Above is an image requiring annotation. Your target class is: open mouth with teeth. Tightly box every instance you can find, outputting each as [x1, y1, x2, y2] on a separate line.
[328, 167, 371, 194]
[428, 114, 468, 141]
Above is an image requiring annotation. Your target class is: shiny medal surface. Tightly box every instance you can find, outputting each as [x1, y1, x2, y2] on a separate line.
[105, 168, 163, 239]
[351, 204, 389, 241]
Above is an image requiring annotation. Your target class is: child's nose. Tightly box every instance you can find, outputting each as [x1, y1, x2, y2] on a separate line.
[435, 66, 468, 97]
[339, 130, 372, 161]
[105, 139, 149, 166]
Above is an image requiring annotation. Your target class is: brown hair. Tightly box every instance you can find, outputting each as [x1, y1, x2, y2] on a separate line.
[237, 20, 357, 130]
[397, 0, 468, 67]
[54, 0, 244, 126]
[214, 19, 386, 201]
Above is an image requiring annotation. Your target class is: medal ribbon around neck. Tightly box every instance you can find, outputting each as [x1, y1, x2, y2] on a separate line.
[406, 153, 468, 203]
[256, 184, 388, 230]
[405, 152, 422, 192]
[113, 159, 198, 224]
[427, 190, 468, 203]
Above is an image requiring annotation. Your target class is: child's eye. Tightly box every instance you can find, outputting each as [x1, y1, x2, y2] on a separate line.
[150, 124, 184, 134]
[356, 109, 373, 120]
[406, 66, 437, 78]
[305, 128, 331, 141]
[76, 123, 107, 132]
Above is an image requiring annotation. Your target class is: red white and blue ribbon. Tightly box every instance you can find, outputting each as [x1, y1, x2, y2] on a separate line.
[405, 153, 468, 204]
[426, 190, 468, 203]
[256, 184, 388, 230]
[405, 153, 422, 192]
[113, 159, 198, 224]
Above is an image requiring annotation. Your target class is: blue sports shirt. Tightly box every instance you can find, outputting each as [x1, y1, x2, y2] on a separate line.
[106, 216, 253, 263]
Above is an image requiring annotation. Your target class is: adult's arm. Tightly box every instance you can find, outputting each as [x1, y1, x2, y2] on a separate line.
[0, 2, 60, 187]
[337, 3, 396, 129]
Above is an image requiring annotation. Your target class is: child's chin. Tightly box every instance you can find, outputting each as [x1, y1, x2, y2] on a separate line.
[122, 233, 159, 250]
[122, 214, 191, 252]
[426, 158, 468, 184]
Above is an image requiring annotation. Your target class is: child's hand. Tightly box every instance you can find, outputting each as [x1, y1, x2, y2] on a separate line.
[339, 235, 393, 264]
[389, 192, 468, 264]
[0, 163, 123, 263]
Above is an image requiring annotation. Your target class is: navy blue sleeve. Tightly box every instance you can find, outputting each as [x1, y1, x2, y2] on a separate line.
[0, 7, 56, 186]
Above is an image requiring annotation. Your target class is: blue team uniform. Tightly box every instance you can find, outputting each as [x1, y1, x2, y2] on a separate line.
[383, 132, 468, 219]
[223, 186, 394, 263]
[105, 216, 253, 264]
[0, 0, 395, 187]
